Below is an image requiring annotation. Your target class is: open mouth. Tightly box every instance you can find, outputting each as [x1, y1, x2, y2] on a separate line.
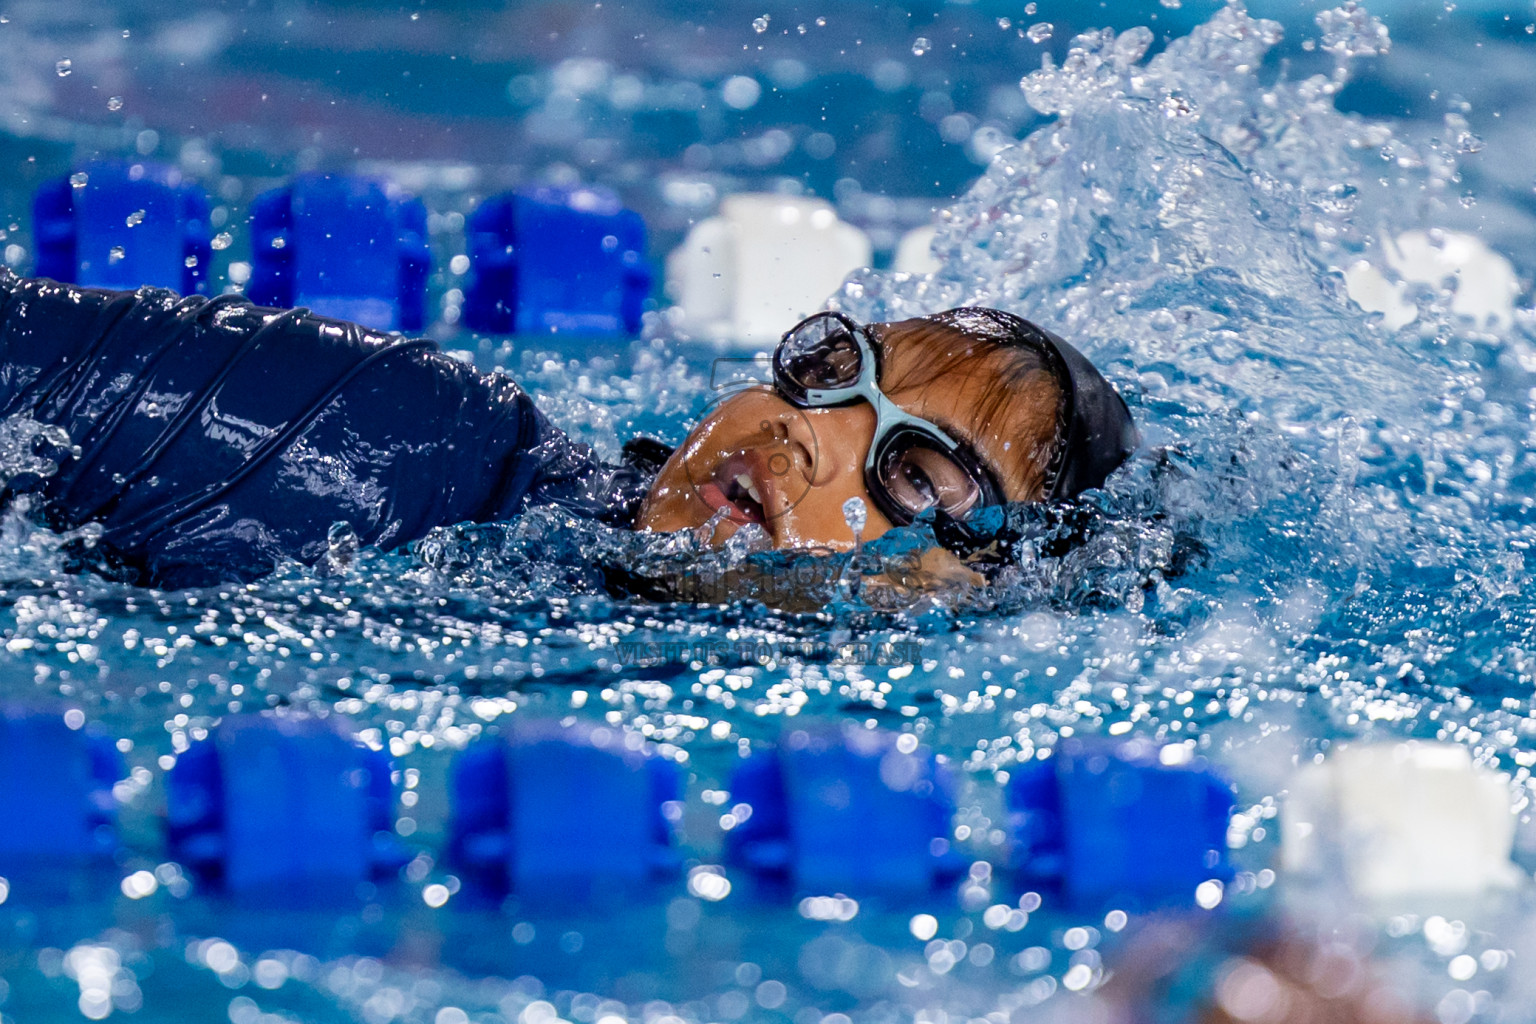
[698, 454, 769, 526]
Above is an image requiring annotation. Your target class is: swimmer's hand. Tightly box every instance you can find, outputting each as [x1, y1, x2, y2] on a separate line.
[856, 545, 988, 611]
[664, 543, 988, 612]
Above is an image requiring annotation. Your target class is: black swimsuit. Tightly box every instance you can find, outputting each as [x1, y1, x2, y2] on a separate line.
[0, 271, 653, 588]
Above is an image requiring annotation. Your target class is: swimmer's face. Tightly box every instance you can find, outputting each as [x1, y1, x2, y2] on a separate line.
[636, 316, 1061, 549]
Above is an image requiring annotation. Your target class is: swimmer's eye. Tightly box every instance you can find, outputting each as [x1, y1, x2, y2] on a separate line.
[880, 445, 982, 520]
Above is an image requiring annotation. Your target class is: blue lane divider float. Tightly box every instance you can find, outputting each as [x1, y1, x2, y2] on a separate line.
[0, 709, 121, 863]
[450, 719, 681, 898]
[248, 174, 429, 333]
[463, 185, 650, 336]
[33, 160, 212, 295]
[1006, 737, 1234, 910]
[167, 712, 403, 895]
[725, 725, 960, 895]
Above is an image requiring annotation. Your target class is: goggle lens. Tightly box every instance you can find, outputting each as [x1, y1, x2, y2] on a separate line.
[874, 430, 985, 524]
[773, 313, 1000, 527]
[775, 314, 864, 394]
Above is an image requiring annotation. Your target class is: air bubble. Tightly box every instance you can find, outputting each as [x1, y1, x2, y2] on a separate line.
[752, 14, 769, 33]
[912, 37, 931, 55]
[1026, 23, 1053, 44]
[55, 58, 71, 76]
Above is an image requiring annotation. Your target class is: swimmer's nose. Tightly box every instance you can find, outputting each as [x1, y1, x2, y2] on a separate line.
[794, 403, 876, 488]
[750, 412, 819, 488]
[764, 403, 890, 549]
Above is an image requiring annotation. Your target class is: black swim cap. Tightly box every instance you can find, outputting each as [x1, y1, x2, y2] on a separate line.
[923, 308, 1138, 501]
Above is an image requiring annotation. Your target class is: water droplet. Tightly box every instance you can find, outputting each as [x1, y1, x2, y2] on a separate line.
[752, 14, 769, 32]
[410, 11, 419, 19]
[724, 521, 769, 557]
[326, 521, 360, 572]
[842, 495, 868, 536]
[125, 209, 145, 228]
[268, 235, 285, 250]
[816, 17, 826, 26]
[1316, 4, 1391, 58]
[184, 255, 198, 269]
[1161, 94, 1195, 118]
[997, 17, 1012, 30]
[698, 506, 731, 546]
[69, 172, 88, 189]
[108, 245, 125, 264]
[797, 23, 807, 34]
[1024, 2, 1037, 14]
[1456, 129, 1484, 153]
[1026, 22, 1053, 43]
[143, 401, 161, 419]
[211, 232, 233, 251]
[912, 36, 932, 55]
[107, 96, 123, 112]
[1160, 0, 1182, 7]
[55, 58, 72, 77]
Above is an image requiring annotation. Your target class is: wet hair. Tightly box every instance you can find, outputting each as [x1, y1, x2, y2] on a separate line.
[877, 307, 1137, 503]
[873, 313, 1064, 502]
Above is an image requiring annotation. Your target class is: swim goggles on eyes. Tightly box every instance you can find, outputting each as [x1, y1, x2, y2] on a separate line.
[771, 308, 1140, 530]
[771, 311, 1003, 527]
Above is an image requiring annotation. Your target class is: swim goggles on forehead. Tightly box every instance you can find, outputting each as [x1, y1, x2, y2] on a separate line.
[772, 311, 1003, 527]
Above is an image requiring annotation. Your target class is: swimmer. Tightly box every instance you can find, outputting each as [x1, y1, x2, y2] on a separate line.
[0, 271, 1136, 588]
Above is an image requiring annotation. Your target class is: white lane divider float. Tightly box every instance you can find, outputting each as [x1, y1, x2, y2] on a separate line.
[1343, 230, 1521, 331]
[665, 194, 872, 347]
[1281, 741, 1520, 901]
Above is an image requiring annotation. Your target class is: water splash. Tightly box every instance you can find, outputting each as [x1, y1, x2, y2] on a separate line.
[0, 3, 1531, 919]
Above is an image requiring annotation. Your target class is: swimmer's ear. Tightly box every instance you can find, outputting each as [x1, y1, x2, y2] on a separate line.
[621, 436, 675, 473]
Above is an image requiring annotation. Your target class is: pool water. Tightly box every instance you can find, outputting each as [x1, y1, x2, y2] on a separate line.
[3, 2, 1536, 1023]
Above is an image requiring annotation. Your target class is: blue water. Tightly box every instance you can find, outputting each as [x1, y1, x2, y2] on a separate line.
[2, 1, 1536, 1022]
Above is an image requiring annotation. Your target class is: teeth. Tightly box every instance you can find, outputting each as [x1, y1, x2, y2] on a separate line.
[735, 473, 763, 506]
